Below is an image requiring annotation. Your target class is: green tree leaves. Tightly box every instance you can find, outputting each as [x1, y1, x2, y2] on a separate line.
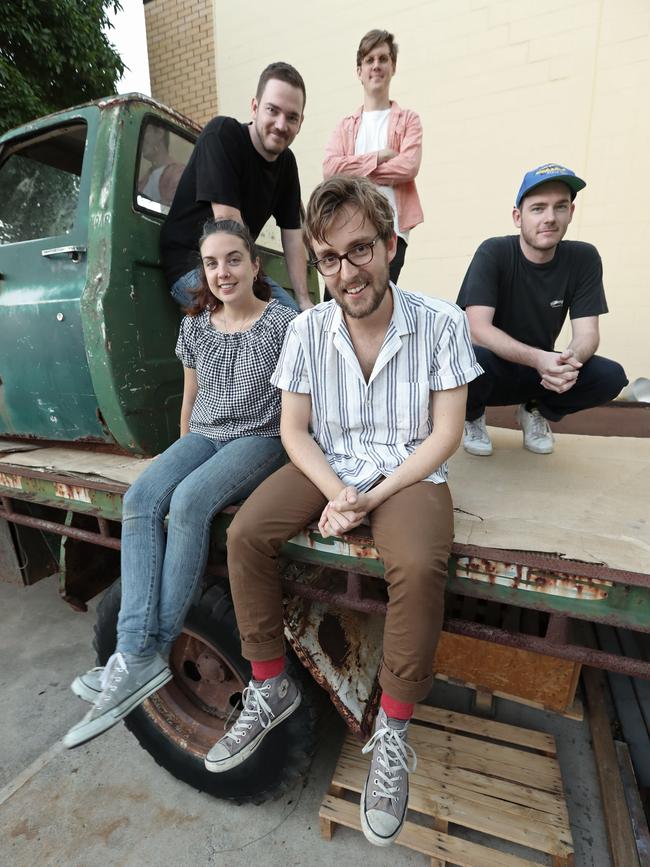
[0, 0, 126, 135]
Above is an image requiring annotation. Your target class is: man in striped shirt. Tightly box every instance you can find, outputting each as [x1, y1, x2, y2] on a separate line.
[206, 176, 482, 846]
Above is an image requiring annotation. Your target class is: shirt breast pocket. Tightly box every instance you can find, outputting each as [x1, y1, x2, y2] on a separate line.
[395, 381, 430, 442]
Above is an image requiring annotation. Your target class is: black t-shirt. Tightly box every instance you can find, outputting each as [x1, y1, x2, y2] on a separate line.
[456, 235, 608, 351]
[161, 116, 302, 285]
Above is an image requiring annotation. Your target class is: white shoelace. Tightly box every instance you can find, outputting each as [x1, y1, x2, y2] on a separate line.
[362, 723, 417, 801]
[225, 682, 273, 745]
[465, 419, 487, 441]
[530, 410, 551, 438]
[95, 652, 128, 707]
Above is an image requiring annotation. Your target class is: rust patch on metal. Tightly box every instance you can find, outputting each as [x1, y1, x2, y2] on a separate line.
[0, 472, 22, 490]
[284, 597, 383, 738]
[0, 461, 127, 493]
[0, 503, 121, 551]
[96, 94, 202, 134]
[318, 612, 351, 667]
[452, 542, 650, 586]
[95, 408, 112, 438]
[456, 555, 611, 600]
[287, 526, 382, 561]
[446, 618, 650, 680]
[54, 482, 92, 503]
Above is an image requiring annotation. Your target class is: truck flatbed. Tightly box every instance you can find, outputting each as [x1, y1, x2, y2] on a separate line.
[2, 429, 648, 577]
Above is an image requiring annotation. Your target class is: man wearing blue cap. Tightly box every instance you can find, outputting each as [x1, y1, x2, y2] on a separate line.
[457, 163, 627, 456]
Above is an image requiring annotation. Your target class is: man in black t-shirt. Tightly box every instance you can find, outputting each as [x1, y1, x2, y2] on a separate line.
[457, 163, 627, 456]
[161, 62, 313, 312]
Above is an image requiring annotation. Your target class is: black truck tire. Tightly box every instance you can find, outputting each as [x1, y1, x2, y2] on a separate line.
[93, 579, 317, 803]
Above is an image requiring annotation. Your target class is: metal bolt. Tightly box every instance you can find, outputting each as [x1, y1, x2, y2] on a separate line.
[56, 313, 64, 322]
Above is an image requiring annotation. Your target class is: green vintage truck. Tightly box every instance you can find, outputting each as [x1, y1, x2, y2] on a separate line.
[1, 95, 649, 811]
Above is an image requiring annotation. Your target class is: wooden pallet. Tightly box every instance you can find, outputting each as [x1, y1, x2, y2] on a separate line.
[319, 704, 575, 866]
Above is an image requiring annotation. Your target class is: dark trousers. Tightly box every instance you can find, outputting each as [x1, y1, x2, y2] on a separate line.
[389, 236, 408, 285]
[466, 346, 628, 422]
[322, 237, 408, 301]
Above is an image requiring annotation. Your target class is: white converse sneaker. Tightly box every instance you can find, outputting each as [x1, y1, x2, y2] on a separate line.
[463, 414, 493, 456]
[516, 404, 554, 454]
[360, 709, 416, 847]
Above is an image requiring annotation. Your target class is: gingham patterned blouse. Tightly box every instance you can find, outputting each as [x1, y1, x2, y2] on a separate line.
[176, 300, 297, 440]
[272, 286, 483, 490]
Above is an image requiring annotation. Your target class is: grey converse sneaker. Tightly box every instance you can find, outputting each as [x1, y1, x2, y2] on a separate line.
[205, 673, 301, 773]
[516, 404, 554, 454]
[463, 414, 493, 456]
[70, 666, 104, 703]
[63, 651, 172, 749]
[361, 709, 417, 847]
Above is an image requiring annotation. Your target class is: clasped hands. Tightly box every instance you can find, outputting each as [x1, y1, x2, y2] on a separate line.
[318, 486, 375, 539]
[536, 348, 582, 393]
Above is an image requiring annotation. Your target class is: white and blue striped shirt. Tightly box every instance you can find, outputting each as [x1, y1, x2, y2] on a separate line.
[272, 286, 483, 490]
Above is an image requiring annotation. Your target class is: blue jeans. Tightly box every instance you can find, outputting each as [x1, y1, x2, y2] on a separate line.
[170, 268, 300, 312]
[116, 432, 286, 657]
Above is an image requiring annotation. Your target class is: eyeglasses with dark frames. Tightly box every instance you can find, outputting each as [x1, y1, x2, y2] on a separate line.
[310, 236, 380, 276]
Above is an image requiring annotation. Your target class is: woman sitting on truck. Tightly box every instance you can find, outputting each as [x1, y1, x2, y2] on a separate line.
[64, 219, 297, 748]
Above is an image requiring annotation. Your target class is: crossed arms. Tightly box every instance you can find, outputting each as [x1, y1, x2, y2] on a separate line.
[279, 385, 467, 538]
[322, 110, 422, 187]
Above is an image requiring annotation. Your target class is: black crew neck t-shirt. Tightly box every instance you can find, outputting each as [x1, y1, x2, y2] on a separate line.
[160, 116, 301, 285]
[456, 235, 608, 351]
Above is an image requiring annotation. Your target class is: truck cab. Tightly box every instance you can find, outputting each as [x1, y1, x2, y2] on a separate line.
[0, 95, 316, 456]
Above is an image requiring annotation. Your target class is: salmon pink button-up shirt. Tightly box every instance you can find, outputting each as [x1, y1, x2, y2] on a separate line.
[323, 101, 424, 233]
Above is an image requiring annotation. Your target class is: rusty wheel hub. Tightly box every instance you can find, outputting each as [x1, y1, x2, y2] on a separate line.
[141, 627, 245, 757]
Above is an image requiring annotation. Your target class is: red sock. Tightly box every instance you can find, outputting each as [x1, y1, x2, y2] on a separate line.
[251, 657, 285, 681]
[381, 693, 414, 721]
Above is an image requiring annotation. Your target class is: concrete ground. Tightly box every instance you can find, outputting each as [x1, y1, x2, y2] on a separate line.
[1, 575, 612, 867]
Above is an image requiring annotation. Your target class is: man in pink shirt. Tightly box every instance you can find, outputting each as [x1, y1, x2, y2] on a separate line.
[323, 29, 423, 285]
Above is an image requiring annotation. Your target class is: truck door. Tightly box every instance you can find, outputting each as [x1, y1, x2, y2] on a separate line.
[0, 113, 109, 443]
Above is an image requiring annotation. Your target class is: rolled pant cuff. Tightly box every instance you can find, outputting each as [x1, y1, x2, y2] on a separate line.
[379, 662, 433, 705]
[241, 636, 285, 662]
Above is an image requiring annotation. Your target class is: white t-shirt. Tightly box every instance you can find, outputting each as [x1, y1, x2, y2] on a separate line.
[142, 165, 166, 202]
[354, 110, 409, 243]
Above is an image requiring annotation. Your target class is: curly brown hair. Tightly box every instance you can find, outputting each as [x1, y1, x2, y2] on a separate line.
[184, 219, 270, 316]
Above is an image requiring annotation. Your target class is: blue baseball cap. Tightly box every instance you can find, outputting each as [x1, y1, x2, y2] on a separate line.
[515, 163, 586, 208]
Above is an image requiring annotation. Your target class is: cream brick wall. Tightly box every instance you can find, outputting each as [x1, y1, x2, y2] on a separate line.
[212, 0, 649, 380]
[144, 0, 217, 125]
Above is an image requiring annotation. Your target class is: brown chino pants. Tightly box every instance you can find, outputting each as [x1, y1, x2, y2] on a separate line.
[226, 462, 454, 704]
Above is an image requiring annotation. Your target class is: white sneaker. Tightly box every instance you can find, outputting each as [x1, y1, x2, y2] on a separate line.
[463, 414, 493, 456]
[516, 405, 554, 454]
